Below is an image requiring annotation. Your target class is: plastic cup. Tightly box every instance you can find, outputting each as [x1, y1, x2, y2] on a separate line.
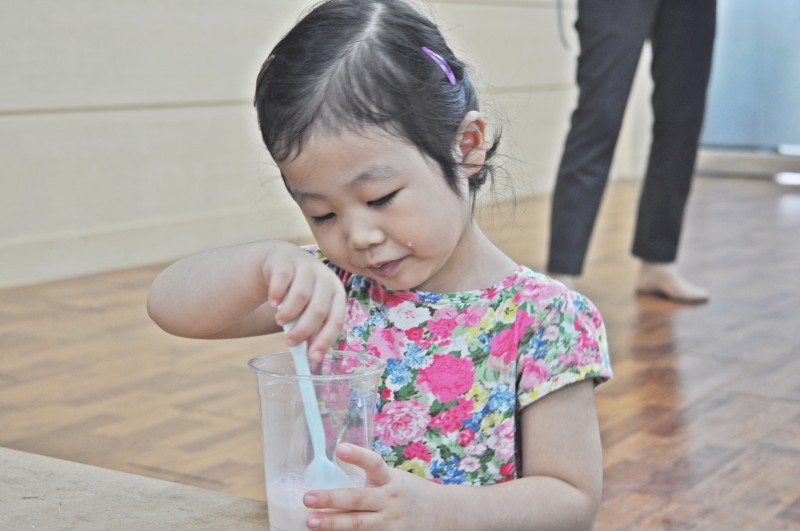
[249, 350, 385, 531]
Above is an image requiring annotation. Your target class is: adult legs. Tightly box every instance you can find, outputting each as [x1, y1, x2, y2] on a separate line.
[632, 0, 717, 262]
[548, 0, 659, 276]
[632, 0, 716, 302]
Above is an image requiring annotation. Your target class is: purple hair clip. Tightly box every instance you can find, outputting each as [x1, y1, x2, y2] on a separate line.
[421, 46, 456, 86]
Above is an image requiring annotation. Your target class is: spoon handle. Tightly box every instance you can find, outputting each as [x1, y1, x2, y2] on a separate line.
[284, 326, 327, 458]
[291, 346, 328, 457]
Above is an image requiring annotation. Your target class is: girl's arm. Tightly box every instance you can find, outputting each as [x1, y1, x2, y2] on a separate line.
[147, 240, 346, 360]
[304, 380, 603, 530]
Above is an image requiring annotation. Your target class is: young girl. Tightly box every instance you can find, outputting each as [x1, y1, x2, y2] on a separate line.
[148, 1, 612, 529]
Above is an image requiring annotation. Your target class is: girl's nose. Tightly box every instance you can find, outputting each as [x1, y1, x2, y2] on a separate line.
[347, 220, 384, 250]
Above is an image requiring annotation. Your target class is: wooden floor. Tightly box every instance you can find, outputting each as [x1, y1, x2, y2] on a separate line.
[2, 177, 799, 529]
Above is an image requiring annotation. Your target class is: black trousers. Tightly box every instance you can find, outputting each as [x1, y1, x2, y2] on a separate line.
[548, 0, 717, 275]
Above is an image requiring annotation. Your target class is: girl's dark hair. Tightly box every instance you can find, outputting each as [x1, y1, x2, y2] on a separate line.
[253, 0, 500, 196]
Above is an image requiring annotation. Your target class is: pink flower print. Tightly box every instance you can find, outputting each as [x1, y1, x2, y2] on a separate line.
[402, 441, 431, 462]
[590, 308, 603, 330]
[533, 281, 565, 300]
[488, 328, 518, 368]
[577, 330, 598, 351]
[466, 440, 487, 456]
[564, 345, 600, 369]
[388, 300, 430, 330]
[428, 317, 457, 342]
[457, 429, 475, 447]
[369, 282, 388, 303]
[499, 462, 516, 477]
[488, 418, 515, 461]
[502, 274, 519, 288]
[430, 397, 474, 434]
[456, 306, 487, 327]
[515, 308, 536, 332]
[452, 396, 475, 418]
[558, 351, 581, 369]
[429, 307, 458, 342]
[433, 307, 458, 320]
[431, 412, 461, 434]
[460, 456, 481, 473]
[542, 324, 559, 341]
[342, 337, 365, 354]
[346, 300, 369, 328]
[519, 357, 550, 390]
[383, 290, 412, 308]
[416, 354, 475, 403]
[366, 327, 405, 360]
[573, 313, 585, 332]
[511, 282, 537, 304]
[405, 329, 432, 349]
[489, 310, 535, 366]
[375, 399, 431, 447]
[338, 352, 361, 373]
[405, 327, 424, 343]
[482, 286, 500, 300]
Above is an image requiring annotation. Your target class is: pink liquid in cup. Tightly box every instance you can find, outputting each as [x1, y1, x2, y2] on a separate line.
[267, 472, 364, 531]
[266, 474, 311, 531]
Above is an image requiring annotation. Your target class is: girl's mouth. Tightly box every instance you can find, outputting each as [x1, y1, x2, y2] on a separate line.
[367, 258, 404, 278]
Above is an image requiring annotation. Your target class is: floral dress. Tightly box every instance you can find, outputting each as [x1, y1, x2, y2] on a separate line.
[310, 248, 612, 486]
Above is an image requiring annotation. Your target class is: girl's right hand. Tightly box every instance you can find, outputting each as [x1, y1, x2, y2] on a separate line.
[263, 242, 347, 362]
[148, 240, 346, 362]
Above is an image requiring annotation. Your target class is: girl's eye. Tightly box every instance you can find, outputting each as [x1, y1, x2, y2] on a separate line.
[310, 212, 335, 225]
[368, 191, 398, 207]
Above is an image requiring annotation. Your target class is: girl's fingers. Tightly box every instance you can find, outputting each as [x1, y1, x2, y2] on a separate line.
[306, 511, 382, 531]
[264, 259, 294, 310]
[304, 487, 380, 513]
[307, 288, 346, 361]
[303, 445, 390, 513]
[273, 264, 315, 330]
[337, 444, 392, 486]
[265, 249, 345, 354]
[286, 282, 332, 346]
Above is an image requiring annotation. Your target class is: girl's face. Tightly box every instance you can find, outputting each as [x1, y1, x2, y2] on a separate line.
[278, 127, 481, 293]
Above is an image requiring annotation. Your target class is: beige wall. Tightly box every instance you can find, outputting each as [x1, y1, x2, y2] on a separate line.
[0, 0, 652, 288]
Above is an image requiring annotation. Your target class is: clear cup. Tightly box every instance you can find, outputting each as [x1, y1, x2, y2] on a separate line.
[249, 350, 386, 531]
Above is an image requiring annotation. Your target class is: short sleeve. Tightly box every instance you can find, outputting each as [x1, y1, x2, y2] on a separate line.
[517, 289, 612, 408]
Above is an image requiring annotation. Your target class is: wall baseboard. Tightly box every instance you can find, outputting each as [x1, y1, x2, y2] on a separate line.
[697, 148, 800, 177]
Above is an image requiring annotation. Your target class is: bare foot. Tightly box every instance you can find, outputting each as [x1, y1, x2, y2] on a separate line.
[635, 262, 709, 303]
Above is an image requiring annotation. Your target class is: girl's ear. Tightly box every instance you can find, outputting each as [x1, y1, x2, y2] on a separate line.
[456, 111, 487, 174]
